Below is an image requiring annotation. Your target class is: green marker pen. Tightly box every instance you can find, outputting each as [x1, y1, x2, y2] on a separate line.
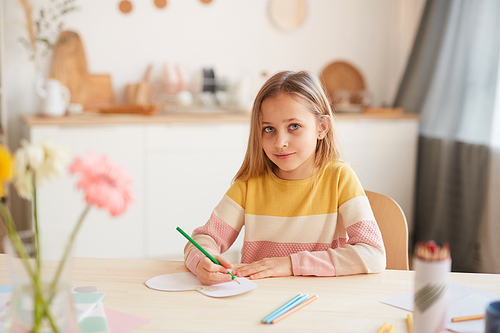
[176, 227, 241, 285]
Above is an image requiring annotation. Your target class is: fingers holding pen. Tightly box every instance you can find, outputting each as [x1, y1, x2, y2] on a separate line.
[196, 256, 234, 285]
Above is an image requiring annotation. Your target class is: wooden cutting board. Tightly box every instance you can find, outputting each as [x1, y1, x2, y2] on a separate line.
[85, 74, 115, 110]
[50, 30, 89, 105]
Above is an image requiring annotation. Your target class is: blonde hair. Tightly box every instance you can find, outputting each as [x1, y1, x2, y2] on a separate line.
[234, 70, 342, 182]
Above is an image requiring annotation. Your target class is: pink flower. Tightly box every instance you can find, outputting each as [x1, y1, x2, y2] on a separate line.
[69, 152, 134, 216]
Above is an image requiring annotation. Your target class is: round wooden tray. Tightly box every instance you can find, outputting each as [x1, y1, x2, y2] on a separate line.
[320, 61, 366, 100]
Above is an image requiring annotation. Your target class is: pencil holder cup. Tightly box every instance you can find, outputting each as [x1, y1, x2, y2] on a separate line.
[413, 257, 451, 333]
[486, 300, 500, 333]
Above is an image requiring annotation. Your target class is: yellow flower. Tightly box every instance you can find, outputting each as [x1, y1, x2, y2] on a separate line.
[0, 144, 15, 198]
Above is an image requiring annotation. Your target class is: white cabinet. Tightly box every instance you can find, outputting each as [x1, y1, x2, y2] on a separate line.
[25, 124, 145, 260]
[145, 123, 249, 260]
[23, 115, 418, 260]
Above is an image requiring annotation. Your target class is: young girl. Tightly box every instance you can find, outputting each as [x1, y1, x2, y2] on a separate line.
[183, 70, 386, 285]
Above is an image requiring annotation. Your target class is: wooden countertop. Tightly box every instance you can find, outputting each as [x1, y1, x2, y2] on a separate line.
[22, 111, 420, 127]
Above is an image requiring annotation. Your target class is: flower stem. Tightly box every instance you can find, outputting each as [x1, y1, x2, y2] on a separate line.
[50, 204, 91, 297]
[0, 203, 60, 333]
[32, 177, 44, 331]
[33, 177, 41, 270]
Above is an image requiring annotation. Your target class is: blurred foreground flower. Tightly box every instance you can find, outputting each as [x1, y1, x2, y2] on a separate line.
[14, 139, 69, 200]
[0, 141, 134, 332]
[0, 145, 15, 198]
[70, 152, 134, 216]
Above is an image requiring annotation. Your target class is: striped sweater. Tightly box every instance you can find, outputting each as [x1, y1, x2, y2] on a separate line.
[184, 160, 386, 277]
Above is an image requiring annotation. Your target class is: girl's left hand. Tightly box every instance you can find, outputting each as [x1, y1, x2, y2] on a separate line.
[232, 256, 293, 280]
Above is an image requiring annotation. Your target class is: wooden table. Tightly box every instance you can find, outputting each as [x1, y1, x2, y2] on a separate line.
[1, 256, 499, 332]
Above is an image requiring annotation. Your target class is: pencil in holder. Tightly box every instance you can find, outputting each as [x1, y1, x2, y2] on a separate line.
[413, 241, 451, 333]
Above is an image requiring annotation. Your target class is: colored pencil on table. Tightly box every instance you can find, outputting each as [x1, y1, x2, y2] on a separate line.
[261, 294, 304, 323]
[264, 294, 310, 324]
[406, 313, 413, 333]
[376, 322, 388, 333]
[270, 295, 319, 324]
[176, 226, 240, 284]
[387, 324, 395, 333]
[451, 314, 485, 322]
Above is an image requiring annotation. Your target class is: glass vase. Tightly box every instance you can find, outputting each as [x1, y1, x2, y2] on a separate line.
[3, 231, 79, 333]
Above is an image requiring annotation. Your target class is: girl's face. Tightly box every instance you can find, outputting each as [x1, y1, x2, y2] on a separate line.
[260, 93, 329, 180]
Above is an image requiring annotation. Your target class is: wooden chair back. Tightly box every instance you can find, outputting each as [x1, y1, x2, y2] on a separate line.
[365, 190, 409, 270]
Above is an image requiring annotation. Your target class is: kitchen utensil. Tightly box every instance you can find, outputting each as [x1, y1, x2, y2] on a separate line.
[84, 74, 114, 110]
[37, 78, 70, 116]
[50, 31, 89, 105]
[126, 65, 153, 105]
[162, 62, 179, 94]
[202, 68, 216, 93]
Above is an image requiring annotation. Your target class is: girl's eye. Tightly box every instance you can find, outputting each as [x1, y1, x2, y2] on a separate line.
[264, 126, 275, 133]
[290, 124, 300, 130]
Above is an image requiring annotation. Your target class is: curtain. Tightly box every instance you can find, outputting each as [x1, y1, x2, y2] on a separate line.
[394, 0, 500, 272]
[478, 60, 500, 274]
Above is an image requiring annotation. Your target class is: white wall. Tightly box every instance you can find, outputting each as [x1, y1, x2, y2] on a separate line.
[3, 0, 425, 225]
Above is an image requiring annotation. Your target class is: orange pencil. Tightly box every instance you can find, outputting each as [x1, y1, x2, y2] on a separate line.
[376, 322, 389, 333]
[270, 295, 319, 324]
[451, 314, 485, 322]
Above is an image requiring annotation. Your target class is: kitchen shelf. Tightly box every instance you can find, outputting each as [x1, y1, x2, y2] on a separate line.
[22, 110, 419, 127]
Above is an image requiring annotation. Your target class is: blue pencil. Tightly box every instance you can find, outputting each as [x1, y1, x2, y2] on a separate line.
[264, 294, 310, 324]
[261, 294, 304, 323]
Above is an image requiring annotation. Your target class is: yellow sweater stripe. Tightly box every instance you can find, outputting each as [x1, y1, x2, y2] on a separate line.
[226, 160, 365, 216]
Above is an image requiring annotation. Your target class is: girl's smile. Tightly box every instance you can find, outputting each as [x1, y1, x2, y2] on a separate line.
[274, 152, 295, 159]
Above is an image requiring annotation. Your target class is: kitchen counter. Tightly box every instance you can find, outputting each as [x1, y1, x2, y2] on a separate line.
[22, 111, 420, 127]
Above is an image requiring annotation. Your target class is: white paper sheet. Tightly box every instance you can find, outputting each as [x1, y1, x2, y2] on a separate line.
[145, 272, 257, 297]
[381, 282, 500, 333]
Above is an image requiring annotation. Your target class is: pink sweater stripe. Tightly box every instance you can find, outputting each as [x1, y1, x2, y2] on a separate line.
[345, 220, 384, 248]
[241, 241, 332, 263]
[193, 213, 239, 254]
[240, 220, 383, 276]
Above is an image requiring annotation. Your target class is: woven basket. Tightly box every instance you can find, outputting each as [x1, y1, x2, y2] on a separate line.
[320, 61, 366, 102]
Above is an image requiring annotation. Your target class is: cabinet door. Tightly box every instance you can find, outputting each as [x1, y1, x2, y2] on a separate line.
[29, 125, 145, 259]
[336, 118, 419, 226]
[146, 122, 249, 261]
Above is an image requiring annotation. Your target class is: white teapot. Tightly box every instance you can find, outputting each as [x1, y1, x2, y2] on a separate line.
[37, 78, 70, 116]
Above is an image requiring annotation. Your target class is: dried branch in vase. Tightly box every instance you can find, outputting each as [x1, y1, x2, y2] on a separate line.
[17, 0, 80, 67]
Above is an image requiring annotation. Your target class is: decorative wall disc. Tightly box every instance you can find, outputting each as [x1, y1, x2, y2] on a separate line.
[154, 0, 167, 9]
[119, 0, 133, 14]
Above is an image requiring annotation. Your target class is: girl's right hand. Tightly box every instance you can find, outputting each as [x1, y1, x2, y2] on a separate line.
[196, 256, 234, 285]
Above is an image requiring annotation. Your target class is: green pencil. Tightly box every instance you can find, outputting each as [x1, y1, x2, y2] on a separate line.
[176, 227, 240, 285]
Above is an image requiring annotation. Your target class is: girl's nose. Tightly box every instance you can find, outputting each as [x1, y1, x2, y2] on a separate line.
[274, 133, 289, 149]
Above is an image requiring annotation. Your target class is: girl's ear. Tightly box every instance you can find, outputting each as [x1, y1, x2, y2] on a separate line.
[317, 115, 331, 140]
